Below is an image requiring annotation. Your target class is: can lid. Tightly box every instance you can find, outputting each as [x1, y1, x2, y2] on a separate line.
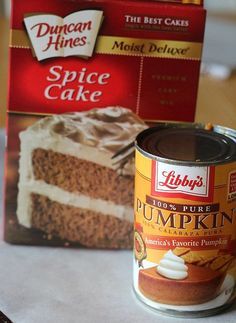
[136, 125, 236, 165]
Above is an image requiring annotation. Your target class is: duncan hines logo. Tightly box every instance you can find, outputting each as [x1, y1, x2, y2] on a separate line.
[24, 10, 104, 61]
[152, 161, 214, 201]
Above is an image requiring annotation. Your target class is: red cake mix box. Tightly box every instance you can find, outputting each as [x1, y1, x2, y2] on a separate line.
[4, 0, 206, 249]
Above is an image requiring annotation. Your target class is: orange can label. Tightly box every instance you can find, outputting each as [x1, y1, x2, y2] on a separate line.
[134, 148, 236, 311]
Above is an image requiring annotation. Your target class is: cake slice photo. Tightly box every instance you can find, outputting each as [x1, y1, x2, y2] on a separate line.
[16, 107, 147, 249]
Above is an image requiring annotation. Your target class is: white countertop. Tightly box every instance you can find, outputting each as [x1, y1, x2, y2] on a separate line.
[0, 129, 236, 323]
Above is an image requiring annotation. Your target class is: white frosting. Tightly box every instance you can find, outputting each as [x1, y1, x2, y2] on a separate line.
[157, 250, 188, 280]
[17, 107, 146, 227]
[17, 181, 133, 228]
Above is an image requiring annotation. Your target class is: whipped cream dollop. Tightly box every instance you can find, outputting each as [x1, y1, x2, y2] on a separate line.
[157, 250, 188, 280]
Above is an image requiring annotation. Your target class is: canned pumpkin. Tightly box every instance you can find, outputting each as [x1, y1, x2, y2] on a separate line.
[133, 123, 236, 317]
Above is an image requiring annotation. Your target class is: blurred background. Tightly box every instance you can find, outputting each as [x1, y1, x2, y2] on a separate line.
[0, 0, 236, 128]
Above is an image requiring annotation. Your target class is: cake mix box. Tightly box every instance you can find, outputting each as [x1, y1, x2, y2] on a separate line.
[4, 0, 206, 249]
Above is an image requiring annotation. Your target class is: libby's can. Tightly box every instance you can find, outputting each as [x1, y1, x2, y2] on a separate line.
[133, 123, 236, 317]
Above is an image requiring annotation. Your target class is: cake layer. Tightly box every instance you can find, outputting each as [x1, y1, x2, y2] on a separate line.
[17, 181, 133, 228]
[32, 148, 134, 206]
[31, 193, 133, 249]
[19, 108, 147, 177]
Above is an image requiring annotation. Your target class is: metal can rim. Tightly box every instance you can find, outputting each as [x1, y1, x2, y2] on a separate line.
[135, 122, 236, 166]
